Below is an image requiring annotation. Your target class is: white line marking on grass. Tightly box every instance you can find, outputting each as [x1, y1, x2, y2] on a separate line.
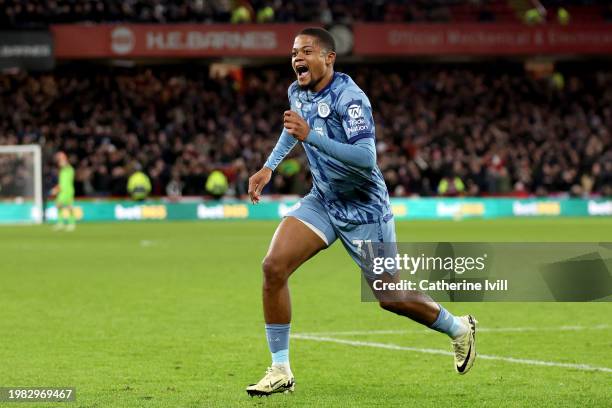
[293, 334, 612, 374]
[297, 324, 610, 337]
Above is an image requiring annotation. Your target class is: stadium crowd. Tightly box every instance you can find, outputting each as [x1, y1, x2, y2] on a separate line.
[5, 0, 612, 27]
[0, 63, 610, 199]
[3, 0, 612, 27]
[0, 0, 497, 26]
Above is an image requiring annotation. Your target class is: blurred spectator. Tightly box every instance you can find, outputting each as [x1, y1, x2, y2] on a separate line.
[438, 170, 465, 197]
[231, 2, 254, 23]
[205, 169, 228, 199]
[524, 8, 545, 24]
[557, 7, 570, 24]
[127, 163, 151, 201]
[256, 2, 275, 23]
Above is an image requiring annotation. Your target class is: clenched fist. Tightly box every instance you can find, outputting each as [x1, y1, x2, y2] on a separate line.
[283, 110, 310, 141]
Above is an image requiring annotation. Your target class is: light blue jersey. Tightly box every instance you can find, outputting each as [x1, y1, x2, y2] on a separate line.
[265, 72, 392, 225]
[264, 72, 397, 275]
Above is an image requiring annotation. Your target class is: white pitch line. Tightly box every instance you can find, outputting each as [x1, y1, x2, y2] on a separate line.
[292, 334, 612, 374]
[297, 324, 610, 337]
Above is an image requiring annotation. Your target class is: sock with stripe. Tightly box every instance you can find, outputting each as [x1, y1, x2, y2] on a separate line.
[265, 323, 291, 370]
[430, 305, 468, 339]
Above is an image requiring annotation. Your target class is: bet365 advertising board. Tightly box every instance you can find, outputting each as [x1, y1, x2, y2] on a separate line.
[0, 198, 610, 224]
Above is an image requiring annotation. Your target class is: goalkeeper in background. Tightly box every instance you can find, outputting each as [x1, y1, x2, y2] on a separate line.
[51, 151, 76, 231]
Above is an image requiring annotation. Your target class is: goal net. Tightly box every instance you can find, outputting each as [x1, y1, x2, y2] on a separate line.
[0, 145, 43, 224]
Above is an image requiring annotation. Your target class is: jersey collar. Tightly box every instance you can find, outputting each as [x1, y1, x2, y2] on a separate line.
[307, 72, 337, 100]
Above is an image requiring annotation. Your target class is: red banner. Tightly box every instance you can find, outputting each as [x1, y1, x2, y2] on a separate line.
[354, 23, 612, 56]
[51, 24, 307, 58]
[51, 23, 612, 58]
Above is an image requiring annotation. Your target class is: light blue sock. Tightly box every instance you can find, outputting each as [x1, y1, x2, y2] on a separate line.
[430, 305, 467, 339]
[265, 323, 290, 364]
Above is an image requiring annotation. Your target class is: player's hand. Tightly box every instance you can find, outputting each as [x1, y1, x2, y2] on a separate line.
[248, 167, 272, 204]
[283, 110, 310, 141]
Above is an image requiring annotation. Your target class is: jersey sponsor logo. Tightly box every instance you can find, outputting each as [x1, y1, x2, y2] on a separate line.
[317, 102, 330, 118]
[346, 103, 369, 134]
[348, 104, 362, 119]
[347, 125, 369, 134]
[346, 117, 370, 134]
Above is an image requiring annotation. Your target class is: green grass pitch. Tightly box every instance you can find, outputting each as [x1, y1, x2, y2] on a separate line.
[1, 218, 611, 407]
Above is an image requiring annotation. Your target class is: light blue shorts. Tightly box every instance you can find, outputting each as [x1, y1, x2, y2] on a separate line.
[285, 193, 397, 277]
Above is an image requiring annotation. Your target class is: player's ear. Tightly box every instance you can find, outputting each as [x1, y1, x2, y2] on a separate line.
[326, 51, 336, 66]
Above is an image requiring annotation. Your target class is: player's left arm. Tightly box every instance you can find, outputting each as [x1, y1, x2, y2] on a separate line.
[51, 169, 63, 196]
[305, 128, 375, 170]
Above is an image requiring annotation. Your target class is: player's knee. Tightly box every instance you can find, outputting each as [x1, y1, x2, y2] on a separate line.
[261, 256, 290, 289]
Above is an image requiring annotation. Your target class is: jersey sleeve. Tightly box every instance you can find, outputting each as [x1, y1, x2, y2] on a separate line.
[263, 83, 299, 171]
[304, 131, 376, 170]
[264, 129, 298, 171]
[337, 89, 375, 144]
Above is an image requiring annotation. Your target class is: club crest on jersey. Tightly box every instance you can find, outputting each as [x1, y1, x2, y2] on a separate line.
[295, 100, 302, 109]
[317, 102, 331, 118]
[348, 104, 363, 119]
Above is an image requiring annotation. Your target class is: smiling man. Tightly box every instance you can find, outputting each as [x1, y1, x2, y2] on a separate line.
[245, 28, 477, 397]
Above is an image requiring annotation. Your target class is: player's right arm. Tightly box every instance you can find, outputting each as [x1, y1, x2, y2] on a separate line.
[263, 129, 298, 172]
[248, 129, 298, 204]
[248, 84, 300, 204]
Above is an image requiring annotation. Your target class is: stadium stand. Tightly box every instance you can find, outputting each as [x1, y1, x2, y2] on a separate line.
[1, 63, 610, 198]
[1, 0, 609, 27]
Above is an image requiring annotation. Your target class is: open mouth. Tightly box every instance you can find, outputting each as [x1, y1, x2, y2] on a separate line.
[295, 65, 309, 80]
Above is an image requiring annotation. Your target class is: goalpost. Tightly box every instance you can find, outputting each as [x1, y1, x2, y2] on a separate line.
[0, 144, 43, 224]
